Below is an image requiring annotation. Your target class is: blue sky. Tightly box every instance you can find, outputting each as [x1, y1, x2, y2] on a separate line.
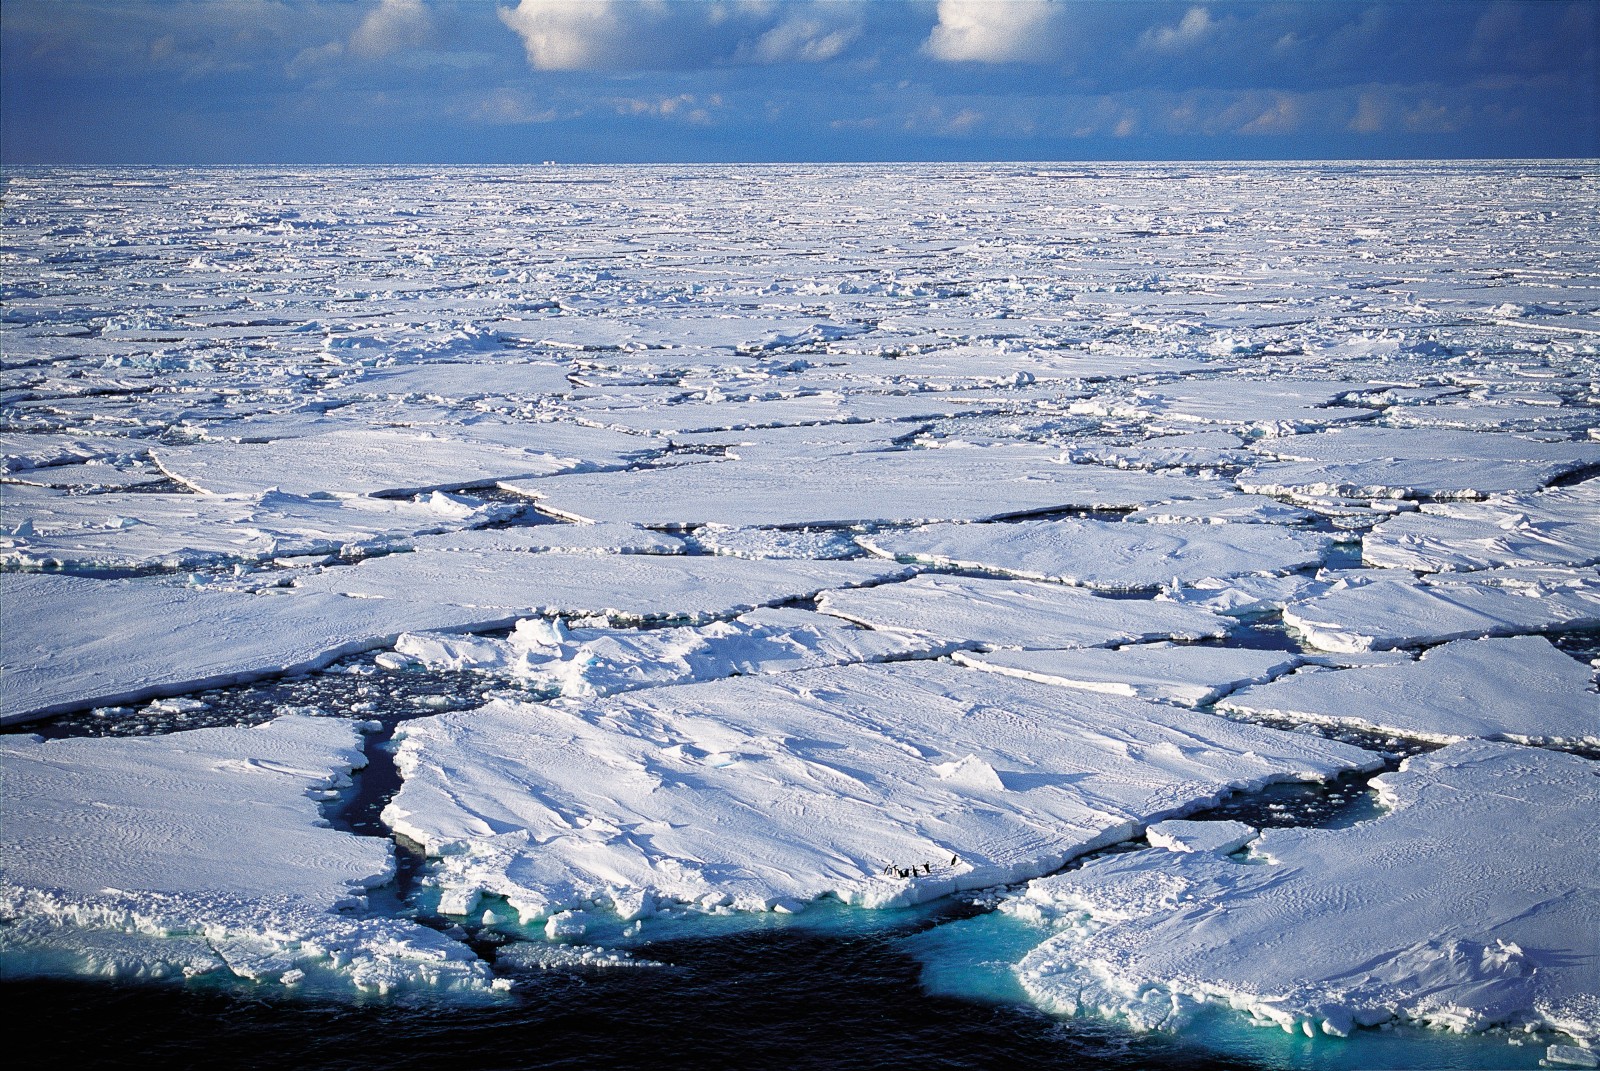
[3, 1, 1596, 163]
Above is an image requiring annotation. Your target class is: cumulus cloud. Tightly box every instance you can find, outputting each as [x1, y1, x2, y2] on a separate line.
[498, 0, 633, 71]
[1141, 6, 1216, 53]
[350, 0, 435, 59]
[923, 0, 1063, 63]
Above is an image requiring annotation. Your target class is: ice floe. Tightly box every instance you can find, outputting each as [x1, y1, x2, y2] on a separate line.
[1281, 575, 1600, 652]
[294, 551, 911, 622]
[1218, 635, 1598, 745]
[504, 445, 1201, 528]
[382, 661, 1379, 921]
[153, 428, 593, 497]
[1011, 741, 1600, 1042]
[859, 518, 1330, 592]
[955, 644, 1302, 708]
[0, 486, 516, 571]
[390, 607, 946, 696]
[816, 574, 1231, 650]
[0, 716, 495, 994]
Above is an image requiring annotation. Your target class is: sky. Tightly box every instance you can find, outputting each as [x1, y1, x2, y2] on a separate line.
[3, 0, 1597, 164]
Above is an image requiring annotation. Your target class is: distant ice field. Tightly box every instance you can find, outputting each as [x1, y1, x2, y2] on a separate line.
[2, 163, 1597, 1067]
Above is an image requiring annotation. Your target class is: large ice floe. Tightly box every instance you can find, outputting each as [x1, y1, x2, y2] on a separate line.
[859, 517, 1330, 592]
[5, 162, 1600, 1064]
[1, 716, 496, 995]
[1219, 635, 1599, 745]
[381, 661, 1379, 920]
[1009, 741, 1600, 1043]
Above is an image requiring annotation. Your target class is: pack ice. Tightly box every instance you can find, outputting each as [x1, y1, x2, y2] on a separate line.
[1010, 741, 1599, 1043]
[0, 716, 495, 994]
[859, 518, 1329, 592]
[382, 661, 1378, 921]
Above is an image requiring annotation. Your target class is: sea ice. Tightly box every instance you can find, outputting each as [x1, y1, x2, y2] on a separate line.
[955, 644, 1302, 708]
[382, 660, 1378, 921]
[294, 551, 911, 623]
[0, 486, 515, 571]
[859, 518, 1330, 592]
[153, 428, 592, 497]
[503, 444, 1201, 528]
[0, 716, 494, 994]
[1361, 481, 1600, 573]
[0, 573, 512, 724]
[1281, 575, 1600, 651]
[1218, 635, 1598, 745]
[1011, 741, 1600, 1042]
[392, 607, 947, 696]
[1144, 819, 1259, 855]
[816, 574, 1231, 650]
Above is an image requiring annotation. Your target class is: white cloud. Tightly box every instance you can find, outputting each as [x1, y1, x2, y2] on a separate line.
[498, 0, 633, 71]
[1141, 6, 1215, 53]
[923, 0, 1062, 64]
[741, 13, 860, 64]
[350, 0, 435, 59]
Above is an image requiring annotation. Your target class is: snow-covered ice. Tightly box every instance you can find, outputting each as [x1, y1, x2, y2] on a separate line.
[1218, 635, 1598, 745]
[382, 660, 1378, 921]
[816, 573, 1231, 650]
[4, 162, 1598, 1063]
[955, 644, 1303, 708]
[1282, 574, 1600, 651]
[504, 445, 1202, 528]
[0, 716, 495, 994]
[391, 607, 947, 696]
[1011, 741, 1600, 1042]
[860, 518, 1330, 592]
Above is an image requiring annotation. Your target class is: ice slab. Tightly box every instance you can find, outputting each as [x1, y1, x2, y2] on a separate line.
[1240, 428, 1600, 500]
[394, 607, 947, 696]
[860, 518, 1330, 592]
[1237, 458, 1584, 501]
[1218, 636, 1598, 745]
[1145, 820, 1259, 855]
[1072, 379, 1378, 433]
[817, 574, 1230, 650]
[153, 428, 589, 497]
[408, 523, 686, 556]
[0, 573, 506, 724]
[343, 360, 576, 402]
[295, 551, 911, 623]
[0, 486, 514, 571]
[1128, 495, 1317, 526]
[1281, 575, 1600, 651]
[504, 445, 1201, 528]
[1012, 741, 1600, 1042]
[955, 645, 1302, 708]
[383, 660, 1378, 920]
[1362, 482, 1600, 572]
[1, 716, 494, 994]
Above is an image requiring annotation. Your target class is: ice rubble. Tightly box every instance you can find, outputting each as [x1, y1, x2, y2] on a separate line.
[1010, 741, 1600, 1042]
[382, 661, 1379, 921]
[0, 716, 494, 994]
[1218, 635, 1598, 745]
[390, 607, 946, 697]
[503, 445, 1202, 528]
[955, 645, 1302, 709]
[859, 518, 1330, 592]
[816, 573, 1230, 650]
